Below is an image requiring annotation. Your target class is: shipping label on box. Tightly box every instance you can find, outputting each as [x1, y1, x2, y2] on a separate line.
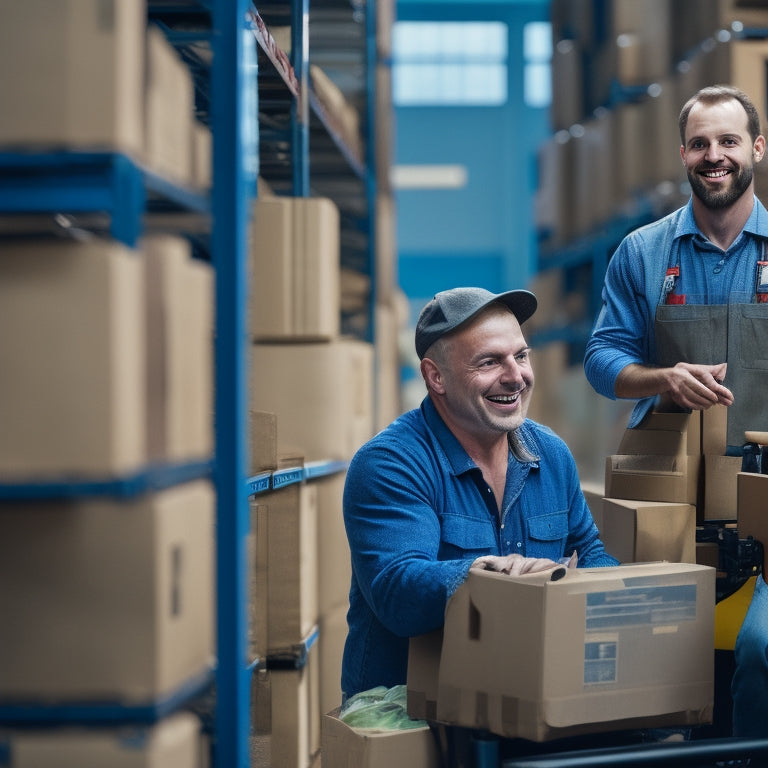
[409, 563, 715, 742]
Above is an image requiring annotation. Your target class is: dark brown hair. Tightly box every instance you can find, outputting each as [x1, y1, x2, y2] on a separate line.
[678, 84, 762, 145]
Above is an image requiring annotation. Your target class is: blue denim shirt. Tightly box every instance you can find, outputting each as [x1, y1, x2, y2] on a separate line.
[584, 196, 768, 428]
[341, 396, 618, 697]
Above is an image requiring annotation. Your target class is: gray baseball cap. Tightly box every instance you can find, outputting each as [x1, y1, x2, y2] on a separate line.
[415, 287, 537, 360]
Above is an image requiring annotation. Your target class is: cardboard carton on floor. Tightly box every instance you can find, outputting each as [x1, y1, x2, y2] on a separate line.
[601, 498, 696, 564]
[408, 562, 715, 742]
[321, 709, 439, 768]
[0, 713, 204, 768]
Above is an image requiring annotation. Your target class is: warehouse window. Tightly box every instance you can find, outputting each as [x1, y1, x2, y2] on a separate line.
[523, 21, 552, 108]
[392, 21, 508, 106]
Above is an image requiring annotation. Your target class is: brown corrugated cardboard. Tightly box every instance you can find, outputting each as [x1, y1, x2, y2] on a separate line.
[696, 541, 720, 569]
[737, 472, 768, 573]
[316, 472, 351, 617]
[322, 709, 440, 768]
[580, 481, 605, 533]
[0, 713, 204, 768]
[0, 481, 215, 703]
[605, 454, 700, 505]
[408, 563, 715, 742]
[701, 404, 728, 456]
[144, 235, 214, 464]
[250, 196, 340, 341]
[601, 498, 696, 564]
[318, 604, 348, 718]
[250, 484, 319, 658]
[250, 410, 279, 474]
[252, 637, 322, 768]
[251, 339, 374, 462]
[703, 454, 742, 521]
[0, 0, 144, 155]
[617, 411, 701, 456]
[145, 24, 195, 184]
[0, 238, 146, 479]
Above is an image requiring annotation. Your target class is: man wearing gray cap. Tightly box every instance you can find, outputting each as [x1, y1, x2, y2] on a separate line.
[341, 286, 617, 699]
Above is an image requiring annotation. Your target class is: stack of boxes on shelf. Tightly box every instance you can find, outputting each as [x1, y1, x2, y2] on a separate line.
[538, 0, 768, 251]
[248, 190, 375, 768]
[0, 2, 214, 765]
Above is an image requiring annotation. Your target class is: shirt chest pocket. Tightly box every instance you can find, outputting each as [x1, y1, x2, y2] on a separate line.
[440, 513, 497, 558]
[527, 512, 569, 545]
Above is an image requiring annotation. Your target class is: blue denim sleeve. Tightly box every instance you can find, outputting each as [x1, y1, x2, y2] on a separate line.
[584, 232, 655, 401]
[343, 440, 474, 638]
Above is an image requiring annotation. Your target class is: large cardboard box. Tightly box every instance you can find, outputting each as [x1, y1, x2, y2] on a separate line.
[251, 339, 374, 462]
[0, 238, 146, 479]
[0, 480, 215, 703]
[601, 498, 696, 564]
[0, 0, 144, 155]
[0, 713, 204, 767]
[617, 411, 701, 456]
[250, 483, 319, 658]
[145, 24, 195, 184]
[605, 454, 700, 505]
[145, 235, 214, 464]
[737, 472, 768, 574]
[318, 603, 348, 718]
[321, 709, 439, 768]
[408, 563, 715, 742]
[250, 197, 340, 341]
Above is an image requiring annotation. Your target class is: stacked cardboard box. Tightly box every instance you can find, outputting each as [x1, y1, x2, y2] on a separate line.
[0, 713, 206, 768]
[0, 1, 201, 187]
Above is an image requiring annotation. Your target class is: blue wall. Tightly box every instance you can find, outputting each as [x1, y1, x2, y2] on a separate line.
[395, 0, 551, 318]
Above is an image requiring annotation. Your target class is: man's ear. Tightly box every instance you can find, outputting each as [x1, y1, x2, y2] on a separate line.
[754, 134, 766, 163]
[420, 357, 445, 394]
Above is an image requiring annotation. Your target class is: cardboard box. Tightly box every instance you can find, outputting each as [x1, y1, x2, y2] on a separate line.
[250, 197, 340, 341]
[701, 405, 728, 456]
[737, 472, 768, 574]
[0, 0, 144, 155]
[250, 483, 319, 658]
[703, 454, 742, 521]
[0, 713, 204, 767]
[580, 481, 605, 533]
[618, 411, 701, 456]
[605, 454, 700, 505]
[601, 498, 696, 564]
[408, 563, 715, 742]
[0, 238, 146, 479]
[0, 480, 215, 703]
[145, 24, 195, 184]
[322, 709, 440, 768]
[250, 410, 279, 474]
[318, 603, 348, 718]
[252, 636, 322, 768]
[251, 339, 374, 463]
[144, 235, 214, 464]
[316, 471, 352, 617]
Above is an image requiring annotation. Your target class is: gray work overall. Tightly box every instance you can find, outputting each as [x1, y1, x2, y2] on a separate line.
[654, 243, 768, 449]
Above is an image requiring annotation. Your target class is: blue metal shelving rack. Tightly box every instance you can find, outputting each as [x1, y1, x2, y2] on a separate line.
[0, 2, 376, 765]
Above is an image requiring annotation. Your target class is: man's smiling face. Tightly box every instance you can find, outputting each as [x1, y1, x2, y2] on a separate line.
[682, 97, 759, 210]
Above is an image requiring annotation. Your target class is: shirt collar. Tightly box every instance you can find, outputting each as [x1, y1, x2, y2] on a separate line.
[421, 396, 539, 476]
[675, 196, 768, 241]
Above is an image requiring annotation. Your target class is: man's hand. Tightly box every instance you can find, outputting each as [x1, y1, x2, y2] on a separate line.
[661, 362, 733, 410]
[616, 361, 733, 410]
[471, 553, 562, 576]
